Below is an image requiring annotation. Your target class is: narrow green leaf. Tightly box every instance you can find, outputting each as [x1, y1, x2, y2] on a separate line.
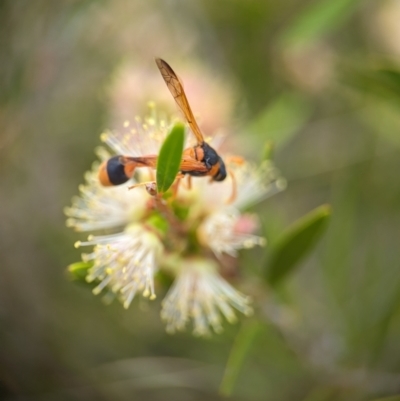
[266, 205, 331, 286]
[156, 123, 185, 194]
[248, 93, 312, 149]
[280, 0, 361, 47]
[344, 66, 400, 105]
[219, 320, 261, 397]
[67, 261, 93, 281]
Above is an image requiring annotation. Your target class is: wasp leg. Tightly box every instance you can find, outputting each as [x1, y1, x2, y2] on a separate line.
[226, 155, 245, 166]
[174, 173, 192, 190]
[171, 177, 182, 197]
[128, 181, 156, 190]
[225, 168, 237, 204]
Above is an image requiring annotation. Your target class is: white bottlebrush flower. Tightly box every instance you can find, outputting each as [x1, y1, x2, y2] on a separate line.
[161, 259, 253, 336]
[198, 209, 266, 257]
[178, 159, 286, 257]
[66, 104, 287, 335]
[181, 159, 287, 213]
[79, 224, 163, 308]
[64, 148, 149, 232]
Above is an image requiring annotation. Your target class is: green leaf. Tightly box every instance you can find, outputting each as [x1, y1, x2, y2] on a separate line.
[145, 213, 169, 236]
[280, 0, 361, 47]
[156, 122, 185, 194]
[344, 66, 400, 105]
[266, 205, 331, 286]
[248, 93, 312, 149]
[344, 66, 400, 148]
[67, 261, 93, 281]
[219, 320, 261, 397]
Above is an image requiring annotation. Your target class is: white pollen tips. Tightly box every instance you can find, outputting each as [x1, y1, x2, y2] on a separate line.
[161, 259, 252, 336]
[76, 224, 162, 309]
[100, 132, 108, 142]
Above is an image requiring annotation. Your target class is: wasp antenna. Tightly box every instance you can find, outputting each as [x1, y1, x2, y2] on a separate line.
[226, 155, 245, 166]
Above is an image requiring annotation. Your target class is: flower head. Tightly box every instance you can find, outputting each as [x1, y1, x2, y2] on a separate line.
[198, 210, 266, 257]
[82, 224, 163, 308]
[66, 104, 286, 336]
[161, 258, 252, 336]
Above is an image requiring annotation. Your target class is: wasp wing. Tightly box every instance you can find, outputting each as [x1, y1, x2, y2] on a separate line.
[120, 155, 158, 168]
[155, 58, 204, 145]
[179, 157, 208, 173]
[121, 154, 208, 173]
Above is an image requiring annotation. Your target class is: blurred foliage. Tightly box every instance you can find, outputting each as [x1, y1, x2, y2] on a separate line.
[279, 0, 362, 47]
[2, 0, 400, 400]
[220, 320, 262, 397]
[266, 204, 331, 286]
[248, 92, 313, 149]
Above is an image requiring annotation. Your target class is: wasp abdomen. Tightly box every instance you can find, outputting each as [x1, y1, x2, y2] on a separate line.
[99, 155, 130, 186]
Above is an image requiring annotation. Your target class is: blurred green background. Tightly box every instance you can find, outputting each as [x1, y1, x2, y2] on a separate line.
[2, 0, 400, 400]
